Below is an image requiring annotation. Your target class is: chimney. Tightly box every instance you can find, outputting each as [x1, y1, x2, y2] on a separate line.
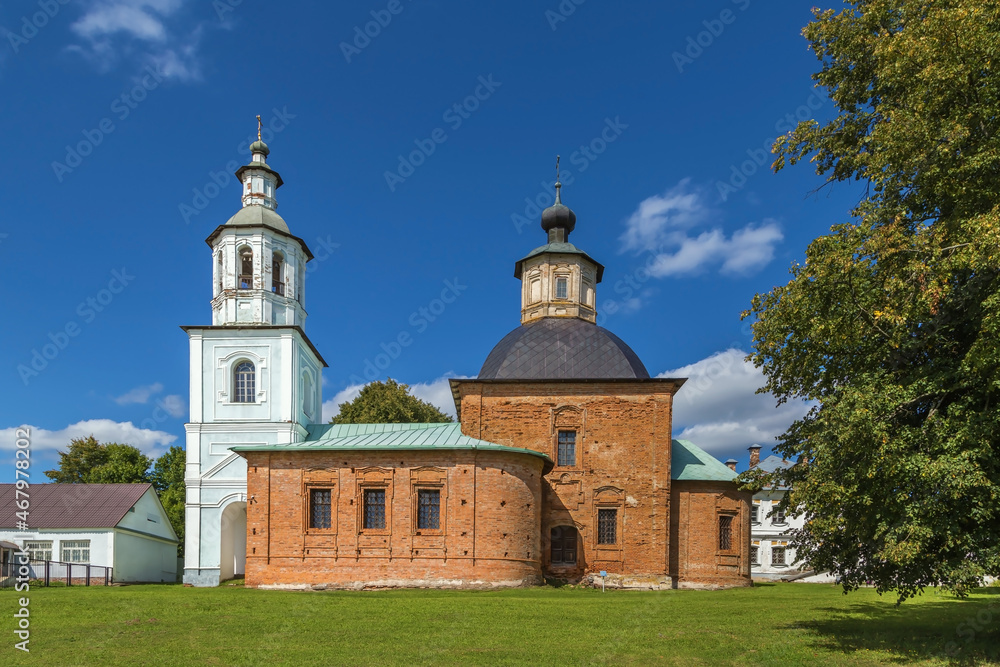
[725, 459, 738, 472]
[748, 444, 761, 468]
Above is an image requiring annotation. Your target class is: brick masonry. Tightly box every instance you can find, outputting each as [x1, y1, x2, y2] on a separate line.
[241, 379, 751, 589]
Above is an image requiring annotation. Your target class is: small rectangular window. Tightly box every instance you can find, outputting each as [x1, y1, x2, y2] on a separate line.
[751, 546, 759, 565]
[310, 489, 332, 529]
[597, 508, 617, 545]
[555, 276, 568, 299]
[61, 540, 90, 563]
[750, 505, 759, 523]
[417, 489, 440, 530]
[772, 507, 786, 524]
[364, 489, 386, 530]
[557, 430, 576, 467]
[719, 515, 733, 551]
[772, 546, 787, 566]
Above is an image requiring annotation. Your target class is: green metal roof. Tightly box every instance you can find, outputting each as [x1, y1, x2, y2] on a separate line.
[514, 242, 605, 281]
[233, 422, 553, 472]
[671, 439, 738, 482]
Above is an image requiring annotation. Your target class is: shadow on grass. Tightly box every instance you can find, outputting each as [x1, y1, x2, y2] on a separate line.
[791, 591, 1000, 665]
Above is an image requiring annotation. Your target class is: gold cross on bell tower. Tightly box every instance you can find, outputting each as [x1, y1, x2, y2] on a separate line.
[256, 115, 262, 141]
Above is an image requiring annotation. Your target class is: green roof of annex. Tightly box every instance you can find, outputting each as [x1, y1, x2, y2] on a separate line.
[230, 423, 735, 482]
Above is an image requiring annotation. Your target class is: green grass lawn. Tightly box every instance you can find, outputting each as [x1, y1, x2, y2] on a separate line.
[3, 581, 998, 665]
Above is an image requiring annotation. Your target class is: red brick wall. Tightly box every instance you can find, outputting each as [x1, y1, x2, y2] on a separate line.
[670, 481, 752, 588]
[243, 449, 545, 588]
[456, 381, 678, 580]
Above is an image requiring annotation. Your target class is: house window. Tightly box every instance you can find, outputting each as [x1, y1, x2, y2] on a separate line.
[557, 430, 576, 467]
[750, 504, 759, 523]
[24, 541, 52, 562]
[417, 489, 440, 530]
[239, 247, 253, 289]
[271, 252, 284, 296]
[719, 515, 733, 551]
[310, 489, 332, 529]
[751, 546, 759, 565]
[772, 546, 787, 566]
[61, 540, 90, 563]
[555, 276, 568, 299]
[363, 489, 386, 529]
[772, 506, 786, 524]
[550, 526, 578, 564]
[233, 361, 256, 403]
[597, 509, 617, 545]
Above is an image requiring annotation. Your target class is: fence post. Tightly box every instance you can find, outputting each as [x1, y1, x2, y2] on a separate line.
[67, 562, 71, 587]
[44, 560, 49, 587]
[86, 564, 91, 586]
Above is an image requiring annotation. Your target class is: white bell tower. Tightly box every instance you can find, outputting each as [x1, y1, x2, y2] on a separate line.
[182, 122, 328, 587]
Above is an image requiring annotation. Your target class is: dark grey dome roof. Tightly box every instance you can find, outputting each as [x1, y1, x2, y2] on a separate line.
[479, 318, 650, 380]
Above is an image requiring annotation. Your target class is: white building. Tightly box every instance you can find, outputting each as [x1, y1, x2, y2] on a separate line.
[747, 446, 833, 582]
[182, 136, 326, 586]
[0, 483, 178, 583]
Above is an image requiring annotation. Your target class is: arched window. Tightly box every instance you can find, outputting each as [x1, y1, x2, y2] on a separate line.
[239, 247, 253, 289]
[233, 361, 256, 403]
[271, 251, 284, 296]
[550, 526, 577, 564]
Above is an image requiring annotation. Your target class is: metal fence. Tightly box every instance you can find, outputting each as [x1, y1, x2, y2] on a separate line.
[1, 558, 113, 588]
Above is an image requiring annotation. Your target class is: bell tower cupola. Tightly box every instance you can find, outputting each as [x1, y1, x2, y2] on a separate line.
[515, 157, 604, 325]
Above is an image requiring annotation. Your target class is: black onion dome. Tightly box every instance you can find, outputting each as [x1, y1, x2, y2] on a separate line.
[478, 318, 649, 380]
[541, 201, 576, 234]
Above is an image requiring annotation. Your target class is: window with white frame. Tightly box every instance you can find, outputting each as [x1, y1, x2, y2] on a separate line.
[750, 504, 759, 523]
[772, 545, 787, 566]
[233, 360, 256, 403]
[555, 276, 568, 299]
[771, 505, 786, 524]
[751, 545, 759, 565]
[24, 541, 52, 561]
[61, 540, 90, 563]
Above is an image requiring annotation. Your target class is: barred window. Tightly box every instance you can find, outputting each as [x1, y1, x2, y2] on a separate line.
[557, 430, 576, 467]
[310, 489, 331, 529]
[24, 541, 52, 561]
[61, 540, 90, 563]
[772, 507, 786, 524]
[364, 489, 386, 529]
[551, 526, 577, 564]
[719, 515, 733, 551]
[555, 276, 568, 299]
[417, 489, 440, 530]
[234, 361, 256, 403]
[597, 508, 617, 545]
[750, 504, 759, 523]
[751, 546, 759, 565]
[772, 546, 787, 566]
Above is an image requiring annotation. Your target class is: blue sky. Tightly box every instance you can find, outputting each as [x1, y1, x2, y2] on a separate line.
[0, 0, 862, 482]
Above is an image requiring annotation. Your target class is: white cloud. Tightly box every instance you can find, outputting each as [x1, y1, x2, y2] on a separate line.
[0, 419, 177, 457]
[159, 394, 186, 418]
[659, 349, 812, 458]
[114, 382, 164, 405]
[320, 374, 470, 423]
[620, 180, 784, 277]
[68, 0, 202, 81]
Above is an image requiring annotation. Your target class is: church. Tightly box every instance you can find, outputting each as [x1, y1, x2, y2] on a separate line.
[182, 134, 752, 590]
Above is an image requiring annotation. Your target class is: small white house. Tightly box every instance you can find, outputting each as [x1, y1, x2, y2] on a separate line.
[0, 483, 178, 583]
[747, 446, 834, 583]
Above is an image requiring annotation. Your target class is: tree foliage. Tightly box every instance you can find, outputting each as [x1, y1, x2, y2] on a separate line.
[45, 436, 151, 484]
[744, 1, 1000, 601]
[330, 379, 453, 424]
[150, 445, 186, 554]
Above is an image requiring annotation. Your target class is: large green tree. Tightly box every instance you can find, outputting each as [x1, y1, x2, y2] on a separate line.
[331, 378, 453, 424]
[150, 445, 186, 555]
[45, 436, 151, 484]
[743, 1, 1000, 601]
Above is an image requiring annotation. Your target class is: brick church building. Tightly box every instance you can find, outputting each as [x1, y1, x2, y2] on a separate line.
[183, 137, 751, 590]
